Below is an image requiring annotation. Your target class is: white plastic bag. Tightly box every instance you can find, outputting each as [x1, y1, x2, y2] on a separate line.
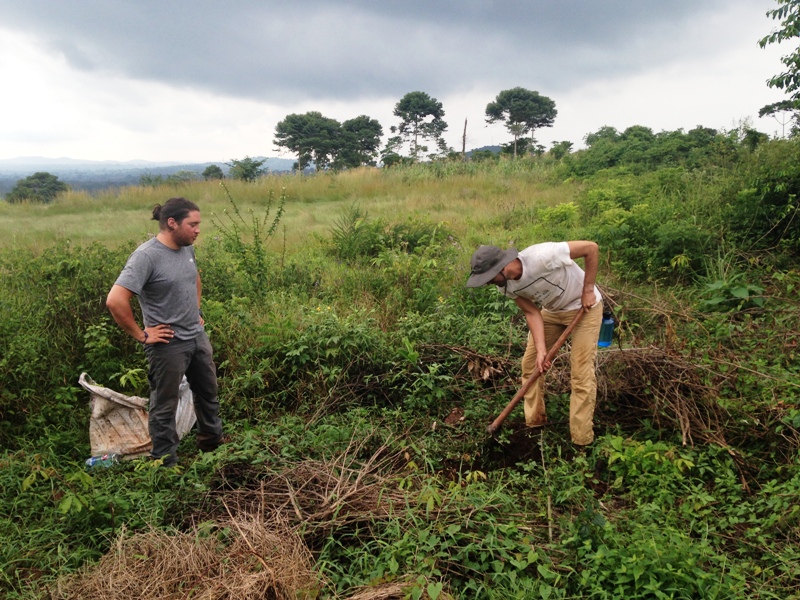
[79, 372, 197, 459]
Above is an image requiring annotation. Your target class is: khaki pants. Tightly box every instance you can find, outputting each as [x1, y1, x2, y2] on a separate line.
[521, 302, 602, 445]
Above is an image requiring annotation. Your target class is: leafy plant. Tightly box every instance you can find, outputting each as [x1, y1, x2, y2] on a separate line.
[328, 203, 387, 260]
[699, 250, 765, 311]
[210, 182, 286, 297]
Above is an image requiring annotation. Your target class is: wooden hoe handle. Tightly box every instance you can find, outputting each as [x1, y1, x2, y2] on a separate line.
[486, 308, 586, 435]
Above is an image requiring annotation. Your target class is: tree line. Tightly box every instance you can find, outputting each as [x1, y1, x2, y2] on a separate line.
[267, 0, 800, 171]
[272, 87, 557, 170]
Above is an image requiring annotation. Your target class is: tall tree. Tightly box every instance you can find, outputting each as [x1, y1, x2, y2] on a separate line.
[549, 140, 574, 160]
[334, 115, 384, 169]
[274, 111, 341, 171]
[759, 0, 800, 132]
[380, 135, 405, 168]
[760, 1, 800, 96]
[6, 172, 68, 203]
[485, 87, 557, 157]
[226, 157, 267, 182]
[391, 91, 448, 160]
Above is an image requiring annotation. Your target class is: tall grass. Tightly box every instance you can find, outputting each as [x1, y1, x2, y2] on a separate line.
[0, 162, 579, 254]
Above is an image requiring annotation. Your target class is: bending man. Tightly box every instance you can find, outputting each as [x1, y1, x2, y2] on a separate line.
[466, 241, 603, 446]
[106, 197, 224, 466]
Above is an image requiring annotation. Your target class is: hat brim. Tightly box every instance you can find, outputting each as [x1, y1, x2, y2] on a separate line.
[465, 248, 519, 288]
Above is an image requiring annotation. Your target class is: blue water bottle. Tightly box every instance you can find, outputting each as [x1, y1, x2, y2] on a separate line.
[85, 453, 121, 469]
[598, 308, 615, 348]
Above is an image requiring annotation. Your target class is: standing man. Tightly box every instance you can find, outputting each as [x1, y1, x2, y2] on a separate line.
[107, 197, 224, 466]
[466, 241, 603, 447]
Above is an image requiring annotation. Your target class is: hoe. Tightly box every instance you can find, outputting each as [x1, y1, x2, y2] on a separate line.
[487, 308, 586, 435]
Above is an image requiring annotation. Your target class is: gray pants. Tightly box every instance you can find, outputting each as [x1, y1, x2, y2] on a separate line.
[144, 331, 223, 465]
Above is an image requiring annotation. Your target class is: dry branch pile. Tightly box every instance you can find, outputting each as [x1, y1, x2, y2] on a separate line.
[421, 343, 515, 383]
[206, 437, 409, 539]
[453, 341, 734, 449]
[54, 515, 317, 600]
[594, 345, 729, 448]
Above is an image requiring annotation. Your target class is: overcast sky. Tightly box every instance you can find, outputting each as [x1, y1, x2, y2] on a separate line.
[0, 0, 792, 163]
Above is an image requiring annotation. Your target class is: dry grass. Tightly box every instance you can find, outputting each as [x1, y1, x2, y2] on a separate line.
[345, 579, 454, 600]
[53, 515, 318, 600]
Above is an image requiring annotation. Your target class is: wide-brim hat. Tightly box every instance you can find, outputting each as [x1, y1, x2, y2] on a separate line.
[466, 245, 519, 287]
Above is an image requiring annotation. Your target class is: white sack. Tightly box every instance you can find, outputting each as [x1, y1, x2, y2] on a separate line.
[79, 372, 197, 459]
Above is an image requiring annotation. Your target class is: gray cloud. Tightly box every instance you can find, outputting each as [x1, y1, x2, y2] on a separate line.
[2, 0, 738, 105]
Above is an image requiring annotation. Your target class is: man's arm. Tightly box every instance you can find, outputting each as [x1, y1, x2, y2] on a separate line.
[567, 240, 600, 310]
[514, 296, 551, 373]
[106, 284, 173, 345]
[196, 275, 204, 325]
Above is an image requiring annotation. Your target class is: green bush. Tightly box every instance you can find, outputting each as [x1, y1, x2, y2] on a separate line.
[208, 183, 286, 297]
[724, 140, 800, 255]
[6, 172, 68, 203]
[328, 203, 388, 260]
[582, 178, 713, 281]
[0, 243, 142, 442]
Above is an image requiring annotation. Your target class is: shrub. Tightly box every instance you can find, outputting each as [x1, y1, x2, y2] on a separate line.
[0, 243, 142, 441]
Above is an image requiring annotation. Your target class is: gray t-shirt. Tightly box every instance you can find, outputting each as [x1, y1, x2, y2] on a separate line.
[115, 238, 203, 340]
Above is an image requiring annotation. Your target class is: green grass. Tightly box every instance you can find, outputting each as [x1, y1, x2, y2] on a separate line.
[0, 164, 579, 255]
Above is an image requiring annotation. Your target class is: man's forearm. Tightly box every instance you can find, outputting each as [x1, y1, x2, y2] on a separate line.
[516, 297, 546, 356]
[108, 305, 146, 343]
[583, 250, 598, 291]
[526, 313, 547, 356]
[107, 285, 146, 343]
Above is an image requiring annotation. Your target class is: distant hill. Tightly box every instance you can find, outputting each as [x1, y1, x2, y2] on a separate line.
[0, 157, 169, 168]
[467, 145, 502, 155]
[0, 156, 296, 197]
